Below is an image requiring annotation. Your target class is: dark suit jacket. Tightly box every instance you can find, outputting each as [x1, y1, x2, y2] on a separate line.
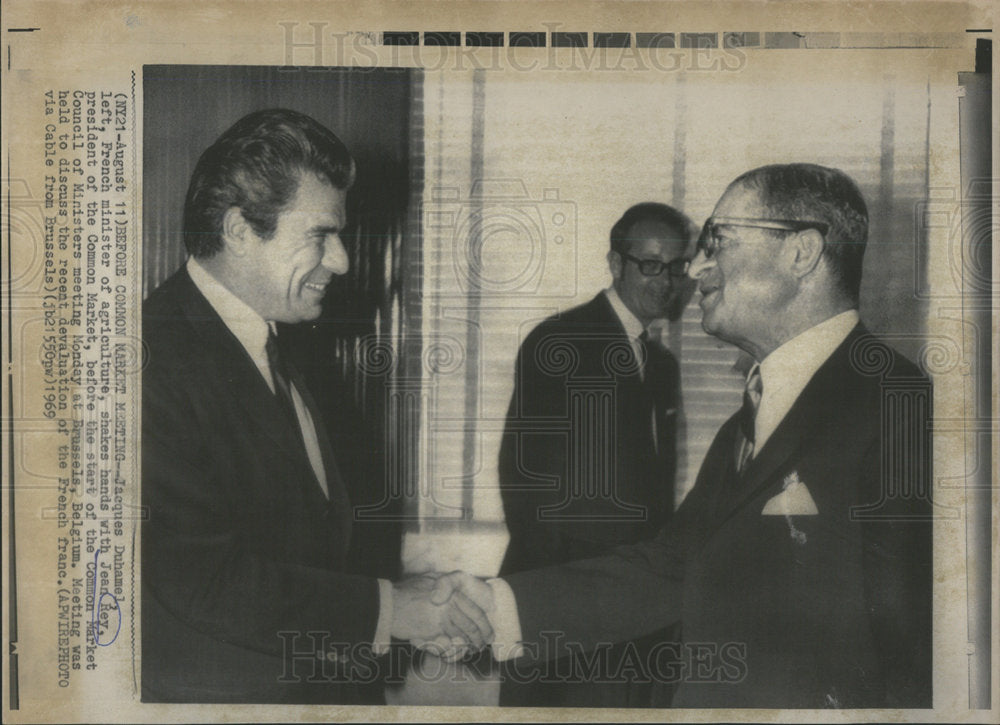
[498, 292, 681, 706]
[506, 325, 933, 708]
[141, 267, 380, 704]
[499, 292, 680, 572]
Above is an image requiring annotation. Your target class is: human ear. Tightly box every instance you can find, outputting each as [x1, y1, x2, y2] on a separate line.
[789, 229, 824, 278]
[607, 250, 624, 280]
[221, 206, 253, 257]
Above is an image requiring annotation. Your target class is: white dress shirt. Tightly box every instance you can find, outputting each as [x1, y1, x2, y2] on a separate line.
[186, 258, 394, 650]
[754, 309, 859, 454]
[487, 308, 861, 660]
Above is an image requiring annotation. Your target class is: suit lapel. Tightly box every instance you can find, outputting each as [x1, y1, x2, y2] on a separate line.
[591, 293, 644, 386]
[592, 293, 675, 466]
[175, 269, 320, 481]
[721, 324, 867, 519]
[723, 394, 812, 517]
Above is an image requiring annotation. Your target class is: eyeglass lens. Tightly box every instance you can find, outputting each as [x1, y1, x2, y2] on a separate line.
[632, 256, 689, 277]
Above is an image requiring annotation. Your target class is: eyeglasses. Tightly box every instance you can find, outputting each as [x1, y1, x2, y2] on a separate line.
[698, 217, 829, 259]
[621, 253, 691, 278]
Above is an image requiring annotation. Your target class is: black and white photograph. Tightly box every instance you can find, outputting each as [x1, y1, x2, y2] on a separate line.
[2, 0, 995, 722]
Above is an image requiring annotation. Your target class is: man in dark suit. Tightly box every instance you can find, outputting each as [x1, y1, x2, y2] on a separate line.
[141, 109, 491, 703]
[497, 203, 692, 706]
[439, 163, 933, 708]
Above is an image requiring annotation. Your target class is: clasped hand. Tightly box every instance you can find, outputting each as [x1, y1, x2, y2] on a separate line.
[391, 571, 495, 662]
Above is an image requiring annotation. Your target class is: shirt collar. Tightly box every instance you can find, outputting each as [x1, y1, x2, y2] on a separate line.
[187, 257, 271, 368]
[759, 309, 859, 386]
[604, 287, 646, 341]
[751, 309, 859, 451]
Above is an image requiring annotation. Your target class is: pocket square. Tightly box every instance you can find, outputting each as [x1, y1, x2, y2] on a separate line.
[761, 472, 818, 516]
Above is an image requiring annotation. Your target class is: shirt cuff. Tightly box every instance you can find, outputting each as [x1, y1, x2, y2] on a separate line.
[486, 577, 524, 661]
[372, 578, 393, 655]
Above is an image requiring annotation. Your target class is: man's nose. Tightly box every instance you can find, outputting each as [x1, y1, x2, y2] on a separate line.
[687, 249, 713, 280]
[322, 234, 349, 275]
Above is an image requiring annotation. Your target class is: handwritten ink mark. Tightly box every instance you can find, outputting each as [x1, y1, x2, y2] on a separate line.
[90, 548, 121, 647]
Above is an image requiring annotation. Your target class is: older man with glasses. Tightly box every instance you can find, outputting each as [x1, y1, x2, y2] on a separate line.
[440, 163, 934, 710]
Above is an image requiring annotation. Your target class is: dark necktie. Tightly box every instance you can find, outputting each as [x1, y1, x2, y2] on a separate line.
[736, 366, 763, 473]
[638, 330, 678, 524]
[639, 330, 668, 455]
[638, 330, 651, 379]
[265, 328, 302, 439]
[266, 328, 339, 503]
[264, 329, 349, 504]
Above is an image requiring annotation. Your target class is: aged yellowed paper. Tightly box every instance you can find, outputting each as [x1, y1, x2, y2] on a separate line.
[2, 1, 996, 722]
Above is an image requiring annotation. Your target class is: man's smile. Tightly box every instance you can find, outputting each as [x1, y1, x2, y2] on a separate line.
[303, 279, 329, 294]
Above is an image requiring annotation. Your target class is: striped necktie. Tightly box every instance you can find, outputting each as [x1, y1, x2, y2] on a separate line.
[736, 365, 763, 473]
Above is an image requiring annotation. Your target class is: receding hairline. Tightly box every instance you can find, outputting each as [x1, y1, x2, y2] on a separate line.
[621, 216, 690, 253]
[611, 203, 693, 255]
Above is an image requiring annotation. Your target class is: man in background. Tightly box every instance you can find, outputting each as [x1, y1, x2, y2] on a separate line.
[497, 202, 694, 706]
[141, 109, 489, 703]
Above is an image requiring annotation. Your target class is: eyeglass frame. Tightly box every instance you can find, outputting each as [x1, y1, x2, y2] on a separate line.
[697, 217, 830, 260]
[619, 252, 692, 279]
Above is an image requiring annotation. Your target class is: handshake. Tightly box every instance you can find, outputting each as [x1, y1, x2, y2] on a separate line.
[389, 571, 497, 662]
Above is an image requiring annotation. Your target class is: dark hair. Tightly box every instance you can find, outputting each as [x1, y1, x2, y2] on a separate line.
[731, 163, 868, 302]
[182, 108, 354, 258]
[609, 202, 692, 255]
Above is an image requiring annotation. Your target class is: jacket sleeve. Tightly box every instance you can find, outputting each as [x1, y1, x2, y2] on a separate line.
[503, 464, 717, 660]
